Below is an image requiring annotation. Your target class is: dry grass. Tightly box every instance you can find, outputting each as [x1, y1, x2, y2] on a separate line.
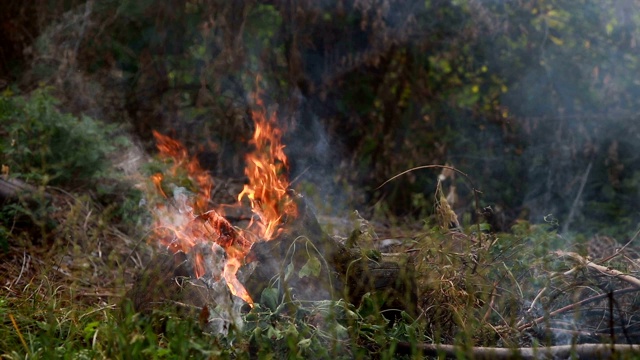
[3, 163, 640, 359]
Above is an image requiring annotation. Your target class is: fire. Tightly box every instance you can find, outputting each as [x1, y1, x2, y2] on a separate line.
[149, 91, 297, 306]
[152, 131, 212, 213]
[238, 88, 298, 240]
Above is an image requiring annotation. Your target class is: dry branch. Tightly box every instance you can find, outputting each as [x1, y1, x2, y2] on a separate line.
[515, 250, 640, 332]
[0, 178, 50, 204]
[396, 342, 640, 359]
[517, 286, 640, 332]
[554, 250, 640, 288]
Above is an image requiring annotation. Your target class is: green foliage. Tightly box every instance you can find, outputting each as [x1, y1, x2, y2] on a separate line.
[0, 88, 126, 187]
[1, 283, 423, 359]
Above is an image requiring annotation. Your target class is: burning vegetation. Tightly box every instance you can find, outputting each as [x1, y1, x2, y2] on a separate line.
[148, 88, 299, 306]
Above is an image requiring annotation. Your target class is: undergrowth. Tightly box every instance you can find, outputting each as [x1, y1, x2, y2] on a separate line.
[2, 89, 640, 359]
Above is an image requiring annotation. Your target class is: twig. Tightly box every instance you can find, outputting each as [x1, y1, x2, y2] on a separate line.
[599, 226, 640, 264]
[11, 251, 30, 289]
[78, 304, 117, 320]
[9, 313, 29, 355]
[528, 287, 546, 313]
[376, 165, 475, 193]
[395, 342, 640, 359]
[481, 282, 498, 323]
[290, 166, 311, 186]
[555, 250, 640, 288]
[78, 292, 122, 298]
[169, 300, 202, 311]
[562, 161, 591, 234]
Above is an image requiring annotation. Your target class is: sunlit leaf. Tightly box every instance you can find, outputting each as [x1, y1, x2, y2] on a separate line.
[298, 255, 321, 278]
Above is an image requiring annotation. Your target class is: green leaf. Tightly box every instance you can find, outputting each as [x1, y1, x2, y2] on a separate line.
[266, 325, 282, 340]
[260, 287, 279, 311]
[298, 255, 321, 278]
[83, 321, 100, 343]
[284, 262, 294, 281]
[297, 338, 311, 350]
[357, 293, 377, 318]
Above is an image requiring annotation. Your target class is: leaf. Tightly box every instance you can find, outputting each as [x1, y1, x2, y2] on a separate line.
[333, 323, 349, 340]
[283, 323, 299, 338]
[284, 262, 294, 281]
[549, 35, 563, 46]
[297, 338, 312, 349]
[83, 321, 100, 343]
[260, 287, 279, 311]
[298, 255, 321, 278]
[266, 325, 282, 340]
[357, 293, 377, 318]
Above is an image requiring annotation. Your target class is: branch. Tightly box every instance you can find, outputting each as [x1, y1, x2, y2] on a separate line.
[562, 161, 591, 234]
[554, 251, 640, 288]
[517, 286, 640, 332]
[0, 178, 51, 203]
[515, 250, 640, 332]
[396, 342, 640, 359]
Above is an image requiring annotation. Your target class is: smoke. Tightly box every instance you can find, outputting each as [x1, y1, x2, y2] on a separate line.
[489, 0, 640, 236]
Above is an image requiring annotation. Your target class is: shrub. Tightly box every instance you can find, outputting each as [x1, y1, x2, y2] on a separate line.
[0, 88, 127, 188]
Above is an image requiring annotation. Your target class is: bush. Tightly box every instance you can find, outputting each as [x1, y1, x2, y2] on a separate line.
[0, 88, 127, 188]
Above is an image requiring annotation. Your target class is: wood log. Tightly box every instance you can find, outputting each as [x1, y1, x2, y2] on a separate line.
[396, 342, 640, 360]
[0, 178, 51, 205]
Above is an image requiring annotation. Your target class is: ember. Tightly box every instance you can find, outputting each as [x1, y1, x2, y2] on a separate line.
[149, 88, 297, 306]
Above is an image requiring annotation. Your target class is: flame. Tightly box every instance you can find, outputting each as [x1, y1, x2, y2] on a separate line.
[149, 88, 297, 306]
[152, 131, 213, 213]
[238, 88, 298, 240]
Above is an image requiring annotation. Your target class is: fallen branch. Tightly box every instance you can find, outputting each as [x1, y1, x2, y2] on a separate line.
[396, 342, 640, 359]
[0, 177, 51, 203]
[516, 250, 640, 332]
[518, 286, 640, 332]
[554, 250, 640, 288]
[600, 226, 640, 264]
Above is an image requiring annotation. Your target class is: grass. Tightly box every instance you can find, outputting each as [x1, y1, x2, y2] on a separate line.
[4, 190, 638, 359]
[2, 88, 640, 359]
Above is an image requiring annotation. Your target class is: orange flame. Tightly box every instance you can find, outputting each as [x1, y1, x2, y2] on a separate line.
[238, 88, 297, 240]
[149, 89, 297, 306]
[153, 131, 213, 213]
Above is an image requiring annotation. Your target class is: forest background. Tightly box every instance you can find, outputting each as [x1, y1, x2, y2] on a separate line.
[2, 0, 639, 237]
[1, 0, 640, 358]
